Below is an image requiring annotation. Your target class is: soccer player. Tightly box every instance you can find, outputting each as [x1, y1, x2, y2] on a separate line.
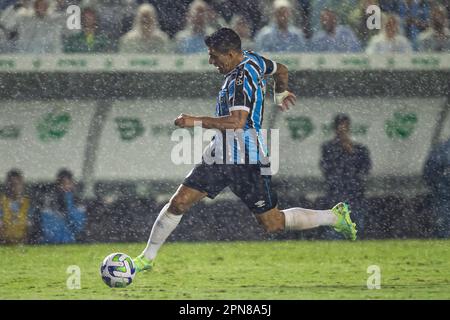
[133, 27, 357, 272]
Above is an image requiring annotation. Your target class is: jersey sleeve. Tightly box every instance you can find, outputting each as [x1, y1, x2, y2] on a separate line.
[260, 55, 277, 75]
[247, 50, 277, 76]
[227, 68, 253, 113]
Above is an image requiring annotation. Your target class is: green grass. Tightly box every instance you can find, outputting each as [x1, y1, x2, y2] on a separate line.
[0, 240, 449, 299]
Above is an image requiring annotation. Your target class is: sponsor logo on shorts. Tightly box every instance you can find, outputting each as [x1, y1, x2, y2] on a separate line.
[255, 200, 266, 208]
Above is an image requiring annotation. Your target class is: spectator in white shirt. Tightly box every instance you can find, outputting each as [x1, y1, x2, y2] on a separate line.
[254, 0, 306, 52]
[16, 0, 63, 54]
[366, 13, 413, 53]
[174, 0, 213, 54]
[119, 3, 171, 54]
[418, 5, 450, 52]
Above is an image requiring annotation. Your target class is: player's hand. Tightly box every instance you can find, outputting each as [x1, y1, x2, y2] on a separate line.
[275, 91, 296, 112]
[174, 113, 195, 128]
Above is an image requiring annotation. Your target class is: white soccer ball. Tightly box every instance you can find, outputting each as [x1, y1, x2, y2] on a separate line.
[100, 253, 136, 288]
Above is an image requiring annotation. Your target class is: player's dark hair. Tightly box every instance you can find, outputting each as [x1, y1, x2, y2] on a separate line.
[204, 27, 242, 53]
[56, 168, 73, 184]
[333, 113, 351, 131]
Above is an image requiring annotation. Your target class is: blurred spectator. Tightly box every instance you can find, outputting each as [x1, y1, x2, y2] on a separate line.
[310, 9, 362, 52]
[0, 169, 36, 244]
[0, 0, 17, 11]
[203, 1, 228, 31]
[418, 5, 450, 52]
[0, 0, 33, 35]
[404, 0, 430, 50]
[378, 0, 407, 17]
[442, 0, 450, 21]
[366, 14, 413, 53]
[174, 0, 212, 54]
[88, 0, 137, 51]
[254, 0, 306, 52]
[51, 0, 78, 35]
[423, 137, 450, 238]
[230, 14, 255, 51]
[0, 28, 7, 52]
[40, 169, 86, 244]
[348, 0, 381, 46]
[206, 0, 263, 39]
[297, 0, 313, 39]
[320, 114, 372, 234]
[310, 0, 359, 34]
[119, 3, 170, 54]
[63, 6, 112, 53]
[138, 0, 191, 38]
[15, 0, 63, 53]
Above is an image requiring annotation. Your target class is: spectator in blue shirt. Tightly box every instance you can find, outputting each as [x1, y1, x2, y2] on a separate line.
[378, 0, 409, 19]
[254, 0, 306, 52]
[310, 0, 359, 34]
[0, 0, 17, 11]
[40, 169, 86, 244]
[175, 0, 213, 54]
[418, 4, 450, 52]
[310, 9, 362, 52]
[423, 137, 450, 238]
[404, 0, 430, 50]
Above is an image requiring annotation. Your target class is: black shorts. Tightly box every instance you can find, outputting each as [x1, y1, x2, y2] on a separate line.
[182, 162, 278, 214]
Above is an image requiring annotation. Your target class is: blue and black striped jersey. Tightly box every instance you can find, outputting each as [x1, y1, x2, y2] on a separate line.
[206, 50, 277, 164]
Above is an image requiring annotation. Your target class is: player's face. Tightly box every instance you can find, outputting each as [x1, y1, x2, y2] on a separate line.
[208, 48, 233, 74]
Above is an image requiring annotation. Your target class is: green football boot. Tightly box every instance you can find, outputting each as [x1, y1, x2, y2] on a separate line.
[331, 202, 357, 241]
[133, 254, 154, 273]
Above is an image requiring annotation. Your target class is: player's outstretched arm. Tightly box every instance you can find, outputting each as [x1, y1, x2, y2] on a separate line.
[174, 110, 248, 130]
[272, 62, 296, 111]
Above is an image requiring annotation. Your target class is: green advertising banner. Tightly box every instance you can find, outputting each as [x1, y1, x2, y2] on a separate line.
[274, 97, 445, 177]
[0, 98, 447, 181]
[95, 98, 446, 180]
[0, 101, 96, 180]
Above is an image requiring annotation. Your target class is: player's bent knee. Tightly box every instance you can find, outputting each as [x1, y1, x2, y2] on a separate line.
[168, 197, 188, 215]
[167, 185, 206, 215]
[168, 192, 197, 215]
[256, 209, 285, 233]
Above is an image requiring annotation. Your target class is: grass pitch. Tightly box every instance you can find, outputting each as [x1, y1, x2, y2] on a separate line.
[0, 240, 449, 300]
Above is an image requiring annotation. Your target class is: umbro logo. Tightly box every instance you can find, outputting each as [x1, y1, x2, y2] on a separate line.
[255, 200, 265, 208]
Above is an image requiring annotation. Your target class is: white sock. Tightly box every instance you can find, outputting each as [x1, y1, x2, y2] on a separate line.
[283, 207, 337, 231]
[142, 204, 182, 260]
